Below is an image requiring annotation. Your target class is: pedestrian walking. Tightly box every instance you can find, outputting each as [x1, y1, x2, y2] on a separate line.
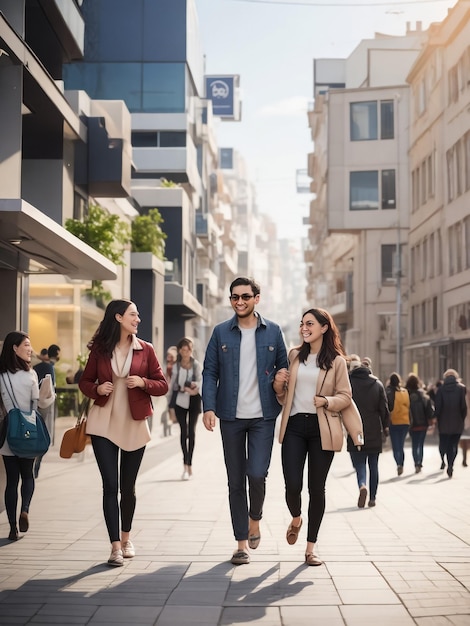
[434, 368, 467, 478]
[33, 344, 59, 477]
[202, 277, 288, 566]
[274, 309, 364, 566]
[347, 355, 389, 508]
[78, 299, 168, 566]
[405, 374, 434, 473]
[386, 372, 410, 475]
[167, 337, 202, 480]
[0, 331, 51, 541]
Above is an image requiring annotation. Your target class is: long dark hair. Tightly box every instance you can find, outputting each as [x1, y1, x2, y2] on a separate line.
[88, 299, 134, 357]
[0, 331, 31, 373]
[296, 308, 345, 370]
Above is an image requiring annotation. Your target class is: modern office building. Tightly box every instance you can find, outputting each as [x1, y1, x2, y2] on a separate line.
[63, 0, 222, 355]
[0, 0, 133, 346]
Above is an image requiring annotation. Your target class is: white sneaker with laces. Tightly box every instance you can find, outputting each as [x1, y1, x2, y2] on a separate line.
[182, 470, 189, 481]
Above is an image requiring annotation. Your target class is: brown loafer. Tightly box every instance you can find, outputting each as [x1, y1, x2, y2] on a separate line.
[305, 553, 323, 566]
[286, 518, 302, 545]
[248, 534, 261, 550]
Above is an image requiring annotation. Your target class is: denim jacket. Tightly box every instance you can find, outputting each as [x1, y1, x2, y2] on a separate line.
[202, 313, 288, 420]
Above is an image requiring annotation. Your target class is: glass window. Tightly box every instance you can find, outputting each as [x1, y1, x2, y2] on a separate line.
[143, 63, 185, 113]
[160, 132, 186, 147]
[381, 244, 400, 283]
[432, 297, 438, 331]
[380, 100, 394, 139]
[64, 63, 141, 110]
[132, 132, 158, 147]
[350, 171, 378, 210]
[220, 148, 234, 169]
[350, 102, 377, 141]
[381, 170, 396, 209]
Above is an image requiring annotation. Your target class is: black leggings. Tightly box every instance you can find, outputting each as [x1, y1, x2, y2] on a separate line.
[175, 403, 200, 466]
[281, 414, 334, 544]
[2, 455, 35, 530]
[91, 436, 145, 543]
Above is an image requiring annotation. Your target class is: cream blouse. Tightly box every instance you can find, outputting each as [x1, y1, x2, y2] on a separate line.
[86, 338, 151, 451]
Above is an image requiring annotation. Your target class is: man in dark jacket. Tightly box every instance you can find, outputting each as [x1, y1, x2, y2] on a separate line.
[347, 355, 390, 508]
[435, 368, 467, 478]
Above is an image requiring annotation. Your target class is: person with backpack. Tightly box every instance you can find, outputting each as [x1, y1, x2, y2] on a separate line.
[385, 372, 410, 476]
[405, 374, 434, 473]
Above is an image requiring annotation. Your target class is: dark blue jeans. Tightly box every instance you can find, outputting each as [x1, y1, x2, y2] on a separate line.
[2, 455, 35, 530]
[219, 418, 276, 541]
[410, 429, 427, 467]
[389, 424, 409, 467]
[91, 435, 145, 542]
[281, 414, 334, 544]
[349, 449, 379, 500]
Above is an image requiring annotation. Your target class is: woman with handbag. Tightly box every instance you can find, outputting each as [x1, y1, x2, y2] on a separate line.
[79, 300, 168, 567]
[0, 331, 51, 541]
[167, 337, 202, 480]
[274, 308, 363, 566]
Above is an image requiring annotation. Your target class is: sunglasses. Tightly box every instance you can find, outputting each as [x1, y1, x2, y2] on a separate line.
[229, 294, 255, 302]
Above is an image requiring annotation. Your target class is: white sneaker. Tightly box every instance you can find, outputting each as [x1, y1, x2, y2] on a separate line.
[107, 549, 124, 567]
[182, 470, 189, 481]
[122, 540, 135, 558]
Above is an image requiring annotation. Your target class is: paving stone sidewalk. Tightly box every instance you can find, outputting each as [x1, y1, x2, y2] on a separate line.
[0, 416, 469, 625]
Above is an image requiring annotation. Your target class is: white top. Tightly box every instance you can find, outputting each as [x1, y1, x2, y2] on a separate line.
[0, 369, 40, 456]
[236, 326, 262, 419]
[291, 353, 320, 415]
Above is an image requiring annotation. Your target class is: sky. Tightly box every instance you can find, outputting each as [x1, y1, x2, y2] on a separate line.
[195, 0, 458, 239]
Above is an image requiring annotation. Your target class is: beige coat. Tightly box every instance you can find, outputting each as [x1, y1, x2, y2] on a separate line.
[278, 351, 364, 451]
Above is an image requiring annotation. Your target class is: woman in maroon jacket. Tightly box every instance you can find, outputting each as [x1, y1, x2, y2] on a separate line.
[79, 299, 168, 566]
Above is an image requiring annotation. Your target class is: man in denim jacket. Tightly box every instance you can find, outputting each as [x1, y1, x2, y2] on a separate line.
[202, 277, 287, 565]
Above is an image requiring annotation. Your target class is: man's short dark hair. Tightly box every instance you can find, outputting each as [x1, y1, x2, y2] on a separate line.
[230, 277, 260, 297]
[48, 344, 61, 359]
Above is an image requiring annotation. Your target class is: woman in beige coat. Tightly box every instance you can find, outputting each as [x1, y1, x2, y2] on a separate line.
[274, 308, 363, 566]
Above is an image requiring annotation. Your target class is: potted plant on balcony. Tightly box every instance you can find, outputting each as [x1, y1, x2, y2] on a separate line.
[65, 204, 130, 307]
[131, 208, 166, 259]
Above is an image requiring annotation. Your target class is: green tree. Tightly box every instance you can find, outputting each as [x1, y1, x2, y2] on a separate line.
[65, 204, 131, 305]
[131, 208, 167, 259]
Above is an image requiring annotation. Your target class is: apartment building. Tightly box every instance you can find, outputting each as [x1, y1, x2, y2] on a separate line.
[307, 26, 427, 381]
[406, 0, 470, 384]
[0, 1, 134, 356]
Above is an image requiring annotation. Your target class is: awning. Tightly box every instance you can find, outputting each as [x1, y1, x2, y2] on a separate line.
[0, 199, 117, 280]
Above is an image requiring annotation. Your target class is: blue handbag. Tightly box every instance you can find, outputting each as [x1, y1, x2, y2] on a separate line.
[2, 373, 51, 459]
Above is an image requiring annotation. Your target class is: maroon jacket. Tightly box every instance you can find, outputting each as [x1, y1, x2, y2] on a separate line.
[79, 339, 168, 421]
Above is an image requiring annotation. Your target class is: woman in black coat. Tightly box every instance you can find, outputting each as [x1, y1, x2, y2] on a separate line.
[347, 357, 390, 508]
[435, 369, 467, 478]
[405, 374, 434, 473]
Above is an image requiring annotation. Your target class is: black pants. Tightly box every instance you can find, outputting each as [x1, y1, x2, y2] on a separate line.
[439, 433, 461, 470]
[175, 401, 200, 466]
[2, 455, 35, 530]
[281, 414, 334, 543]
[91, 436, 145, 543]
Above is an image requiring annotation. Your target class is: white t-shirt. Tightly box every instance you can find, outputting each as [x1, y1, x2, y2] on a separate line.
[236, 326, 263, 419]
[291, 353, 320, 415]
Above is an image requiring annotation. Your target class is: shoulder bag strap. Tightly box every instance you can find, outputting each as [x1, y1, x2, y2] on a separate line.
[2, 372, 19, 407]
